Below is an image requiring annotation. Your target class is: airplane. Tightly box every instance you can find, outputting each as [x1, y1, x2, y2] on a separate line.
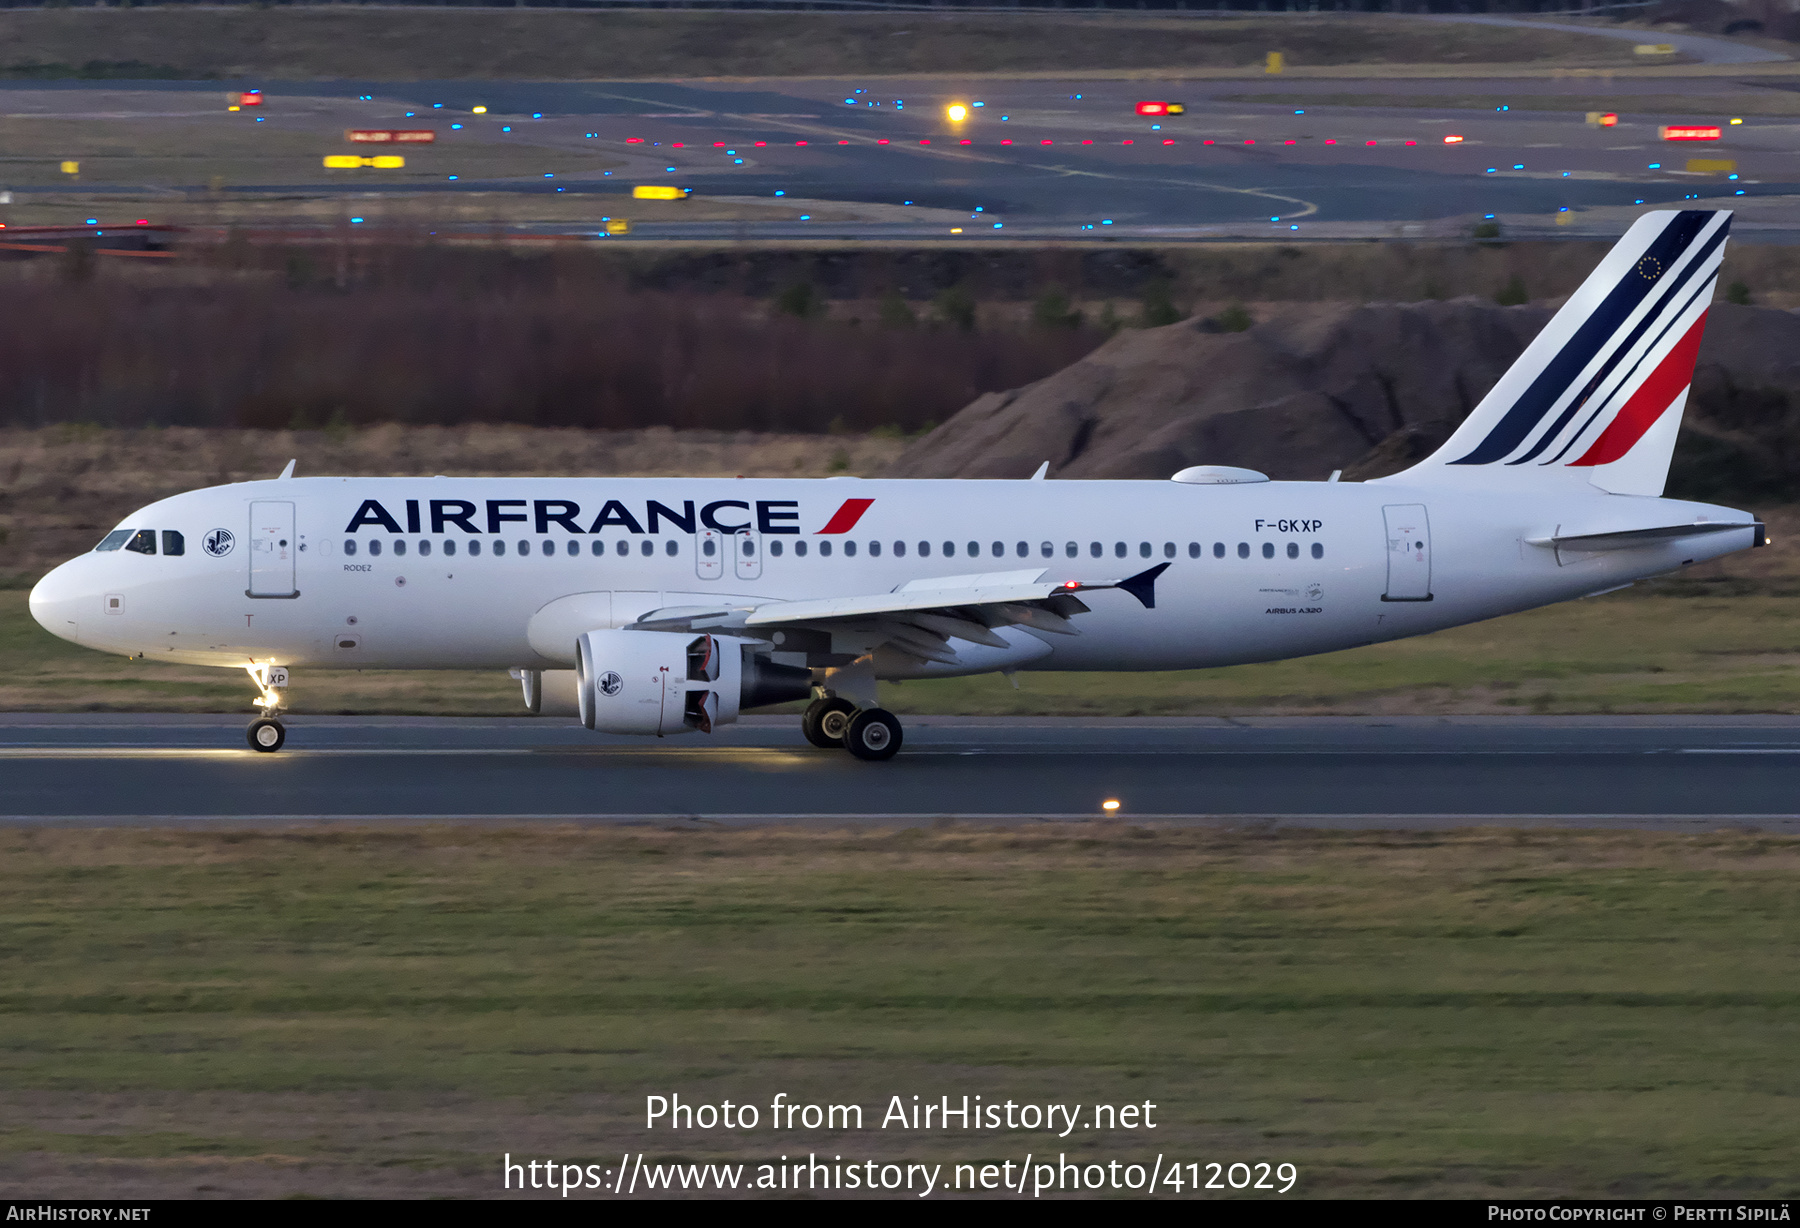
[28, 209, 1762, 761]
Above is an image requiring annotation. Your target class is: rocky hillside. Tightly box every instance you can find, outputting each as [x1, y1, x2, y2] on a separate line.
[886, 300, 1800, 505]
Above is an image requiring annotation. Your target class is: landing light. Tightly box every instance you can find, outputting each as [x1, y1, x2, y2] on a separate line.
[946, 103, 969, 123]
[1102, 799, 1121, 813]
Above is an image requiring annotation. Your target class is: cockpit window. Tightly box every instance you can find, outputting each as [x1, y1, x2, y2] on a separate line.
[94, 530, 131, 552]
[161, 530, 184, 557]
[124, 530, 157, 555]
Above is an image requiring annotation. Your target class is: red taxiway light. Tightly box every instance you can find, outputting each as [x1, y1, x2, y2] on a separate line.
[1135, 101, 1168, 116]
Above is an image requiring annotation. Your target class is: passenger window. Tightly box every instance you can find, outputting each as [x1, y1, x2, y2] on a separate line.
[1089, 542, 1101, 559]
[518, 539, 530, 556]
[702, 538, 716, 557]
[1188, 542, 1200, 559]
[967, 541, 979, 557]
[1236, 542, 1248, 559]
[1016, 541, 1028, 558]
[1066, 542, 1077, 558]
[1139, 542, 1151, 558]
[419, 540, 432, 557]
[125, 529, 156, 555]
[162, 530, 185, 556]
[370, 540, 384, 557]
[490, 540, 501, 557]
[796, 540, 809, 557]
[591, 540, 604, 556]
[1213, 542, 1225, 559]
[1312, 542, 1324, 560]
[918, 541, 931, 558]
[894, 541, 906, 558]
[1114, 542, 1126, 559]
[1040, 542, 1052, 558]
[821, 541, 833, 557]
[469, 540, 481, 557]
[541, 540, 553, 557]
[771, 539, 784, 557]
[665, 539, 677, 556]
[1163, 542, 1175, 559]
[567, 541, 579, 557]
[869, 541, 882, 558]
[444, 539, 457, 557]
[616, 540, 629, 557]
[845, 541, 858, 558]
[1262, 542, 1275, 559]
[344, 539, 358, 557]
[941, 541, 954, 557]
[394, 539, 408, 557]
[95, 529, 131, 552]
[641, 540, 653, 557]
[990, 542, 1003, 558]
[1287, 542, 1299, 559]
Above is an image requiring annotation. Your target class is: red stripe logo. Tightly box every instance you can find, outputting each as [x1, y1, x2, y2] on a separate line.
[1569, 311, 1709, 468]
[816, 498, 875, 534]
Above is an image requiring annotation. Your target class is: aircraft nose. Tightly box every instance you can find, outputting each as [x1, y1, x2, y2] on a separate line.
[29, 558, 92, 646]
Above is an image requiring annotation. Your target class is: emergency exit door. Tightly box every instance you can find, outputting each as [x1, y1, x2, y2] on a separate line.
[248, 500, 298, 598]
[1381, 504, 1433, 602]
[695, 529, 723, 580]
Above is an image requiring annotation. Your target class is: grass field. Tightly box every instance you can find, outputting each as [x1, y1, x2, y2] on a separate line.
[0, 11, 1642, 81]
[2, 825, 1796, 1198]
[8, 584, 1800, 718]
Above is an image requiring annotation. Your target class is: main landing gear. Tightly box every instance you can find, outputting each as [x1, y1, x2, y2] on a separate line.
[244, 663, 289, 753]
[802, 695, 903, 761]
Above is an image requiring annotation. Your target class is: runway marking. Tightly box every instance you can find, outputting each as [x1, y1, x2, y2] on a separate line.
[1678, 747, 1800, 754]
[7, 744, 1800, 756]
[3, 813, 1798, 827]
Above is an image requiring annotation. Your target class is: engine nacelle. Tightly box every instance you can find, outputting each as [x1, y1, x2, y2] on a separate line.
[574, 629, 813, 736]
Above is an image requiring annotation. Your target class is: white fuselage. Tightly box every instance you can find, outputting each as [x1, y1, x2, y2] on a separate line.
[28, 475, 1756, 678]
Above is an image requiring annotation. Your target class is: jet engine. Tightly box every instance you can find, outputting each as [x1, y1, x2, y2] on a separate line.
[574, 629, 813, 736]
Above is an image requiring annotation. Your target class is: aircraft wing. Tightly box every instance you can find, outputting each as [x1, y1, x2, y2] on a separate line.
[627, 563, 1170, 666]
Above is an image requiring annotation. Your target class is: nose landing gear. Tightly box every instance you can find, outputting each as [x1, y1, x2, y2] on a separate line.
[244, 662, 289, 753]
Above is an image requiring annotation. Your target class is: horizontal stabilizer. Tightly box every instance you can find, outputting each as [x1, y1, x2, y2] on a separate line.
[1526, 521, 1764, 553]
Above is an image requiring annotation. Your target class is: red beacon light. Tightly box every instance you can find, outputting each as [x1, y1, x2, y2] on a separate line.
[1660, 124, 1722, 142]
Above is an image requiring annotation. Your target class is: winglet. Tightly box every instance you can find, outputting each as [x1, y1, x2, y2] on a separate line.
[277, 459, 296, 480]
[1116, 562, 1170, 610]
[1029, 462, 1049, 481]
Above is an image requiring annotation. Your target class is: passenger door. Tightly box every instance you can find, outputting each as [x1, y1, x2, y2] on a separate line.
[1381, 504, 1433, 602]
[248, 500, 298, 598]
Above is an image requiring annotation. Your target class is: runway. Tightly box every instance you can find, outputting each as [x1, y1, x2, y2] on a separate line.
[10, 65, 1800, 240]
[8, 714, 1800, 829]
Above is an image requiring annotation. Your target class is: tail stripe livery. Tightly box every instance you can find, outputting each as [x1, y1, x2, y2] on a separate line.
[1513, 231, 1724, 466]
[1567, 309, 1709, 467]
[1392, 209, 1730, 497]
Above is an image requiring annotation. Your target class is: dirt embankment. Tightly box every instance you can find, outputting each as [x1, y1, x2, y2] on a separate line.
[886, 299, 1800, 509]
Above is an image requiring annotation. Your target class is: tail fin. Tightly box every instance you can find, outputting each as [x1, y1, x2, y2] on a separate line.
[1387, 209, 1730, 496]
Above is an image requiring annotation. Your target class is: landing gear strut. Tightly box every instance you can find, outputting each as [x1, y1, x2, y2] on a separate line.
[801, 696, 903, 760]
[244, 662, 289, 753]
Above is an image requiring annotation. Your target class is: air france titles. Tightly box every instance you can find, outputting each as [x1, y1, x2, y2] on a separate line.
[344, 498, 803, 537]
